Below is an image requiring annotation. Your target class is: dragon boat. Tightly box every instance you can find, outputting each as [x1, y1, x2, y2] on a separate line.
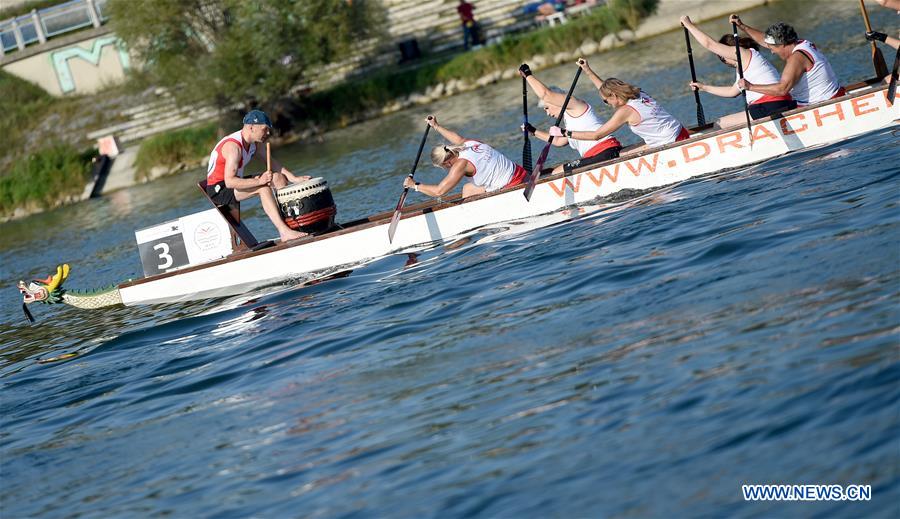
[18, 81, 899, 319]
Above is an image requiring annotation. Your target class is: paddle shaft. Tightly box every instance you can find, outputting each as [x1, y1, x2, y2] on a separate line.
[387, 123, 431, 243]
[522, 77, 533, 172]
[683, 26, 706, 126]
[888, 45, 900, 106]
[523, 67, 582, 201]
[859, 0, 889, 77]
[732, 22, 754, 145]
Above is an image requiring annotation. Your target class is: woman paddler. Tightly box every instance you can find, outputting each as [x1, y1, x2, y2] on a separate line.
[550, 59, 690, 154]
[731, 15, 845, 106]
[404, 116, 527, 198]
[681, 15, 797, 126]
[518, 63, 623, 174]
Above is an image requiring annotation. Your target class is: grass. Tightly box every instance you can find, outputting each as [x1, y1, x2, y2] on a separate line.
[133, 123, 219, 181]
[0, 144, 93, 218]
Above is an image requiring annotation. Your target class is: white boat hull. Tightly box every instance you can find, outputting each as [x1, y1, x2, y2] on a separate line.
[119, 86, 899, 306]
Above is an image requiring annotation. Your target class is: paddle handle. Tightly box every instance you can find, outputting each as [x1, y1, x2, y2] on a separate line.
[387, 122, 432, 242]
[859, 0, 890, 78]
[522, 76, 533, 172]
[683, 26, 706, 126]
[266, 142, 271, 172]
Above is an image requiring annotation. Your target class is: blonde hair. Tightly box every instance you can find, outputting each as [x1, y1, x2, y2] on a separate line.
[431, 144, 468, 168]
[599, 78, 641, 102]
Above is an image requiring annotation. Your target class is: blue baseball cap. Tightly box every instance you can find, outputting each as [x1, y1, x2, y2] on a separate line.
[242, 109, 272, 128]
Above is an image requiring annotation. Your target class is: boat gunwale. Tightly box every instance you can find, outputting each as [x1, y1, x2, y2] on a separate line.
[118, 80, 891, 291]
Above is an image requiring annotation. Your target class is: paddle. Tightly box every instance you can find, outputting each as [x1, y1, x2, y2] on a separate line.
[523, 67, 582, 201]
[522, 76, 533, 172]
[888, 46, 900, 107]
[683, 25, 706, 126]
[732, 22, 754, 148]
[387, 120, 432, 243]
[859, 0, 890, 78]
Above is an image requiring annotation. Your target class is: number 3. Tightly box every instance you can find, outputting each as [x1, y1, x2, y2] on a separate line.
[154, 243, 174, 269]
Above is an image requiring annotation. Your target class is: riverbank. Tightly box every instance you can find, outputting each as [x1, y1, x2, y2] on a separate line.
[0, 0, 772, 222]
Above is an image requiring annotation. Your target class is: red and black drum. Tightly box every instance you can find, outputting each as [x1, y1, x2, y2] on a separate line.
[275, 177, 337, 234]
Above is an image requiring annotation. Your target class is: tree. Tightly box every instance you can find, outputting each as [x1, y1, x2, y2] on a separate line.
[109, 0, 385, 111]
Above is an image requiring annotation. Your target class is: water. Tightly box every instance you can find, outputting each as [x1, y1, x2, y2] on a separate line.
[2, 2, 899, 517]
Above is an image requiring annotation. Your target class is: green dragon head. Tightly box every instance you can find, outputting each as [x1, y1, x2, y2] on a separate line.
[18, 264, 69, 305]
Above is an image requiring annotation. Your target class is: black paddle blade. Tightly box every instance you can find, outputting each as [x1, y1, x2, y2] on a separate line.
[523, 135, 533, 172]
[888, 46, 900, 107]
[696, 104, 706, 127]
[387, 189, 409, 244]
[523, 142, 552, 201]
[23, 303, 35, 323]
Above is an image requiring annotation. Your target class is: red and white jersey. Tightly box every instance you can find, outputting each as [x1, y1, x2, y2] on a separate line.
[563, 103, 617, 157]
[458, 140, 516, 192]
[206, 130, 256, 184]
[625, 92, 684, 147]
[790, 40, 841, 105]
[736, 48, 790, 104]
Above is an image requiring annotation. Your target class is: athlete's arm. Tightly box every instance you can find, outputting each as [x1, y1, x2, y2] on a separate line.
[577, 58, 605, 91]
[223, 142, 269, 190]
[740, 52, 806, 97]
[415, 160, 468, 197]
[428, 117, 466, 145]
[566, 105, 632, 141]
[682, 16, 753, 65]
[730, 15, 768, 49]
[691, 81, 741, 98]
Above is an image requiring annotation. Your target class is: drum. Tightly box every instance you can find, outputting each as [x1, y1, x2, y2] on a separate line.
[275, 177, 337, 234]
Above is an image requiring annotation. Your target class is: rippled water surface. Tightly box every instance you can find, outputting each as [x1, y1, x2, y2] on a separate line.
[2, 2, 898, 517]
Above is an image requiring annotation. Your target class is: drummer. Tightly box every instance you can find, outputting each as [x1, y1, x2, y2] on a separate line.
[681, 15, 797, 126]
[731, 15, 845, 105]
[205, 110, 310, 242]
[518, 63, 622, 174]
[552, 58, 690, 154]
[404, 116, 527, 198]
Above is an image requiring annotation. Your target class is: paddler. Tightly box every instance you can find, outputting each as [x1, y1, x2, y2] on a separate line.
[550, 58, 690, 155]
[730, 15, 845, 105]
[205, 110, 310, 242]
[404, 116, 527, 198]
[518, 63, 623, 174]
[681, 15, 797, 126]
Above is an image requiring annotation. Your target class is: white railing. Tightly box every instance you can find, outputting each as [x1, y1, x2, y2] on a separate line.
[0, 0, 108, 57]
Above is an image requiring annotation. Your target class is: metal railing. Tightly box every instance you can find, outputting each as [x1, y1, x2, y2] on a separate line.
[1, 0, 109, 57]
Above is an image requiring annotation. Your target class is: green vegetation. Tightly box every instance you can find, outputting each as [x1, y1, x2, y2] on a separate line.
[0, 145, 92, 218]
[133, 123, 218, 180]
[0, 70, 54, 151]
[108, 0, 386, 110]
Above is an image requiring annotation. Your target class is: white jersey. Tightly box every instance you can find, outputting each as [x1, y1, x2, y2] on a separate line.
[790, 40, 841, 105]
[458, 140, 516, 192]
[735, 48, 785, 104]
[563, 103, 617, 157]
[625, 92, 683, 147]
[206, 130, 256, 184]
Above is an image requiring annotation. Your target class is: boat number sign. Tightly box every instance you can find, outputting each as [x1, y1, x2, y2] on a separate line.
[134, 209, 234, 277]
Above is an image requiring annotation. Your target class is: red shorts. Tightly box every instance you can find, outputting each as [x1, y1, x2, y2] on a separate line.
[583, 137, 623, 158]
[675, 127, 691, 142]
[504, 164, 528, 189]
[830, 86, 847, 99]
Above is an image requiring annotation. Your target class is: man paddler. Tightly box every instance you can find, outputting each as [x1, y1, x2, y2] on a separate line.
[205, 110, 310, 242]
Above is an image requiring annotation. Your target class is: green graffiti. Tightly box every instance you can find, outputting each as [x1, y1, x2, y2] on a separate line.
[50, 36, 130, 93]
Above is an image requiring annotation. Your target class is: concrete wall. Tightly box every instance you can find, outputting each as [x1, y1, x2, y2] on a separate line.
[2, 28, 132, 96]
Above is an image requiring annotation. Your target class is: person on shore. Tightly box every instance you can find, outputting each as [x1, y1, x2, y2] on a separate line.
[550, 59, 689, 154]
[731, 15, 845, 106]
[518, 63, 622, 173]
[205, 110, 310, 242]
[681, 15, 797, 126]
[404, 116, 526, 198]
[457, 0, 479, 50]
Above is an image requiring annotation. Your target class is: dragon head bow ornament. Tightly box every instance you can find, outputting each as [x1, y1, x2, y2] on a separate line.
[18, 264, 70, 322]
